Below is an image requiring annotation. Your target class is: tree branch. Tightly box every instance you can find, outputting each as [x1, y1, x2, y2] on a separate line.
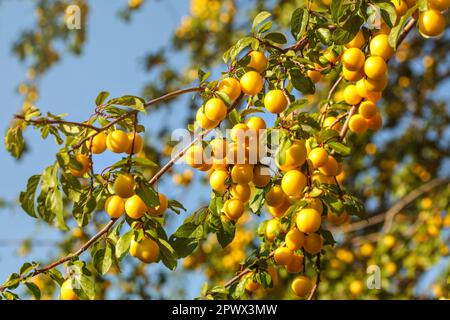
[338, 104, 358, 139]
[319, 76, 343, 126]
[72, 86, 205, 149]
[1, 86, 205, 293]
[0, 219, 117, 292]
[307, 254, 321, 300]
[336, 177, 449, 234]
[149, 94, 243, 186]
[381, 177, 449, 233]
[14, 115, 101, 131]
[223, 249, 277, 289]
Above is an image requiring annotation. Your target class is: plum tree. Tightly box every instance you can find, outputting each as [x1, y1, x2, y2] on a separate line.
[1, 0, 449, 301]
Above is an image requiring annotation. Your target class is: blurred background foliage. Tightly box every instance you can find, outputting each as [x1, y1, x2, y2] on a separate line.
[3, 0, 450, 299]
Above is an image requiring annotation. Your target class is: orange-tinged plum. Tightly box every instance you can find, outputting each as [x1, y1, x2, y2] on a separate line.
[296, 208, 322, 233]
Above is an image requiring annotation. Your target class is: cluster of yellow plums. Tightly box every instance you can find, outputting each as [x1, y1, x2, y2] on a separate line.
[341, 30, 390, 134]
[62, 129, 169, 299]
[263, 142, 351, 297]
[69, 129, 143, 177]
[340, 0, 448, 134]
[62, 1, 448, 299]
[184, 47, 357, 297]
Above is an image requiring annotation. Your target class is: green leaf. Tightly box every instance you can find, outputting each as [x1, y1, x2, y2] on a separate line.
[332, 15, 364, 45]
[209, 195, 224, 217]
[227, 109, 241, 126]
[375, 2, 397, 28]
[223, 47, 232, 64]
[283, 98, 308, 116]
[109, 157, 157, 170]
[46, 268, 64, 286]
[331, 0, 344, 23]
[168, 199, 187, 214]
[417, 0, 428, 11]
[136, 183, 159, 208]
[23, 105, 41, 120]
[316, 28, 331, 45]
[172, 222, 202, 238]
[289, 69, 315, 94]
[108, 218, 125, 243]
[169, 209, 207, 257]
[322, 194, 344, 214]
[252, 11, 272, 33]
[257, 21, 273, 34]
[309, 187, 323, 198]
[25, 282, 41, 300]
[389, 7, 415, 49]
[72, 189, 96, 227]
[216, 91, 231, 106]
[239, 107, 265, 119]
[291, 7, 308, 40]
[2, 273, 21, 289]
[107, 95, 146, 112]
[95, 91, 110, 106]
[72, 274, 95, 300]
[343, 194, 366, 219]
[158, 238, 178, 270]
[317, 129, 339, 144]
[52, 188, 68, 231]
[232, 278, 247, 299]
[249, 187, 266, 215]
[321, 229, 336, 245]
[264, 32, 287, 44]
[19, 174, 41, 218]
[4, 126, 25, 159]
[216, 218, 236, 248]
[198, 69, 211, 83]
[116, 230, 133, 261]
[2, 291, 19, 300]
[256, 270, 272, 288]
[328, 141, 351, 156]
[230, 37, 256, 62]
[92, 242, 114, 275]
[20, 262, 37, 275]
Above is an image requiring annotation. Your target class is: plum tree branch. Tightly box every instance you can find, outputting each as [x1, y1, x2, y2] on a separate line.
[223, 249, 277, 289]
[1, 92, 242, 294]
[319, 75, 343, 126]
[1, 86, 205, 293]
[381, 177, 449, 233]
[14, 115, 101, 131]
[1, 16, 422, 298]
[217, 18, 420, 299]
[0, 218, 117, 293]
[72, 86, 205, 149]
[336, 177, 449, 234]
[307, 254, 321, 300]
[149, 94, 243, 186]
[338, 104, 358, 139]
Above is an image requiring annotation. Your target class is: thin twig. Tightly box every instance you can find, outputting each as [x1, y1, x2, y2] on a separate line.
[307, 254, 321, 300]
[381, 178, 449, 233]
[336, 178, 449, 234]
[14, 115, 100, 131]
[319, 76, 343, 126]
[72, 87, 205, 150]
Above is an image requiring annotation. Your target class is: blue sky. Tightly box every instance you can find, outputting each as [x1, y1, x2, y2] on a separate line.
[0, 0, 211, 298]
